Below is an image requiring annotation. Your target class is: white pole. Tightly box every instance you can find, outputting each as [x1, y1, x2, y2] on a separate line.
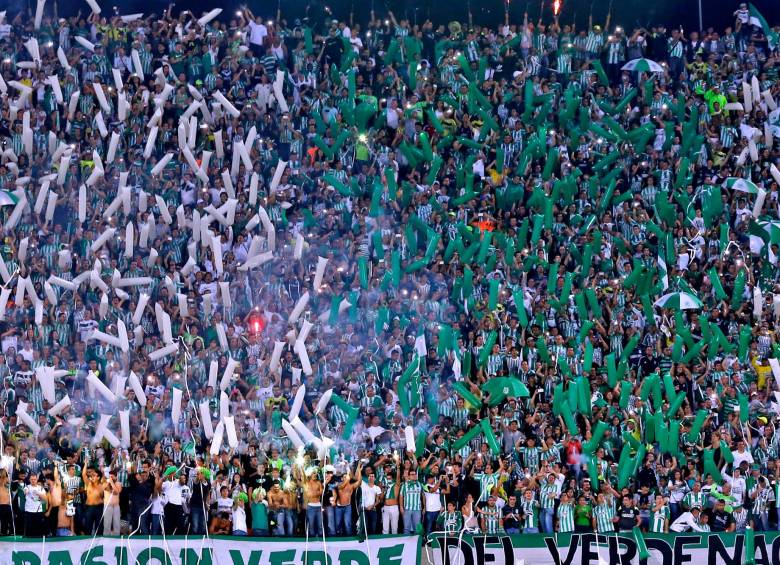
[698, 0, 703, 32]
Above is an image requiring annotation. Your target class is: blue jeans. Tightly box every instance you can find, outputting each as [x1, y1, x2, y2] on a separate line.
[424, 511, 440, 534]
[504, 527, 520, 534]
[130, 506, 152, 535]
[190, 508, 206, 535]
[233, 529, 247, 535]
[84, 505, 103, 536]
[325, 506, 337, 536]
[335, 505, 353, 536]
[363, 508, 378, 535]
[306, 505, 323, 537]
[541, 508, 554, 533]
[754, 511, 769, 531]
[275, 509, 294, 536]
[524, 527, 540, 534]
[402, 510, 421, 534]
[151, 514, 163, 535]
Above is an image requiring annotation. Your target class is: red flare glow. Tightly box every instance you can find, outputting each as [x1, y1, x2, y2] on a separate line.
[553, 0, 562, 16]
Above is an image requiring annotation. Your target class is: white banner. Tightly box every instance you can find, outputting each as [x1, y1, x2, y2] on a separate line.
[1, 535, 420, 565]
[427, 532, 778, 565]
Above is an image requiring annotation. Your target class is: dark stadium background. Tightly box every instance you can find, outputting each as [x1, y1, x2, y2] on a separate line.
[4, 0, 779, 36]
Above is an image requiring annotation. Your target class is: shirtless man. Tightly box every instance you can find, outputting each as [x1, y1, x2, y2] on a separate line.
[45, 466, 63, 536]
[57, 493, 75, 536]
[103, 469, 122, 534]
[0, 468, 12, 535]
[335, 463, 362, 536]
[381, 462, 402, 534]
[302, 470, 324, 536]
[83, 464, 105, 535]
[281, 480, 299, 535]
[209, 512, 232, 535]
[267, 480, 287, 536]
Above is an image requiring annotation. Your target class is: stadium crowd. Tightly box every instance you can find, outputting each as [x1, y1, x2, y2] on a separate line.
[0, 0, 778, 543]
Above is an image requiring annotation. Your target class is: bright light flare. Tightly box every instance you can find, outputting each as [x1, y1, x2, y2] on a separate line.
[553, 0, 562, 16]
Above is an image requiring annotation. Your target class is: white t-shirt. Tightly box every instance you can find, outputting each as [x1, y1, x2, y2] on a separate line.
[162, 480, 184, 505]
[19, 346, 34, 363]
[232, 506, 247, 532]
[386, 107, 401, 129]
[24, 485, 46, 512]
[151, 494, 164, 514]
[728, 477, 746, 504]
[361, 483, 382, 509]
[670, 511, 705, 532]
[217, 496, 233, 513]
[732, 449, 754, 469]
[423, 485, 442, 513]
[247, 21, 268, 46]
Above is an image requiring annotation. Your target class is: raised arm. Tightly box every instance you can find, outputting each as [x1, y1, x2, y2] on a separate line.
[387, 10, 399, 29]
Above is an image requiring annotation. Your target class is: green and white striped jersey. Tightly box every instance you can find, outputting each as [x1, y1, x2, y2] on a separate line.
[557, 502, 575, 532]
[585, 31, 605, 54]
[400, 480, 423, 511]
[651, 505, 670, 532]
[482, 507, 501, 533]
[683, 491, 706, 510]
[441, 510, 462, 533]
[381, 477, 398, 501]
[540, 483, 558, 509]
[520, 499, 539, 529]
[518, 446, 542, 473]
[593, 501, 616, 532]
[668, 38, 684, 58]
[473, 471, 500, 501]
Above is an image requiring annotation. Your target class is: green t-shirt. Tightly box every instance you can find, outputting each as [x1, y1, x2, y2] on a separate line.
[574, 502, 592, 526]
[251, 501, 269, 529]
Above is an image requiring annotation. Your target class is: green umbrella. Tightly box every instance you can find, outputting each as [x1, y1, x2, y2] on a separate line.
[481, 377, 530, 407]
[757, 220, 780, 244]
[621, 58, 665, 73]
[653, 292, 703, 311]
[723, 177, 760, 194]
